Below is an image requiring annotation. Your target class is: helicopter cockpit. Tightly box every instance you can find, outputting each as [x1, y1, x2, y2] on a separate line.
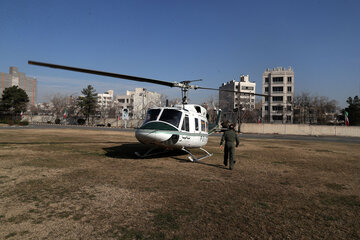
[144, 108, 183, 128]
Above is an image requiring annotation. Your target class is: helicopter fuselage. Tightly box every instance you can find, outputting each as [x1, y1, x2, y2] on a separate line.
[135, 104, 209, 149]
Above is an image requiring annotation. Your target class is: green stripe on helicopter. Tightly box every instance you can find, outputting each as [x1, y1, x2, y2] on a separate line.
[137, 129, 209, 137]
[140, 121, 178, 131]
[138, 122, 208, 137]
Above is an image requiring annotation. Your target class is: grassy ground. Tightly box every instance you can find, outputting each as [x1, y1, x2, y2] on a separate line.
[0, 129, 359, 239]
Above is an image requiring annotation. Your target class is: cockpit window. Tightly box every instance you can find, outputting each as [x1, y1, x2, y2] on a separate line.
[159, 109, 182, 127]
[144, 109, 161, 123]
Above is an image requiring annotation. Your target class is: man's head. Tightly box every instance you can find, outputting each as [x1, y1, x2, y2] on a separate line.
[229, 123, 234, 129]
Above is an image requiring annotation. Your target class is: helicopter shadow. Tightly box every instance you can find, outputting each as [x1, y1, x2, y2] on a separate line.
[103, 143, 228, 170]
[103, 143, 188, 160]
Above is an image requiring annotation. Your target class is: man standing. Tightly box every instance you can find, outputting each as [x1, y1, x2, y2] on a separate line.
[220, 123, 239, 170]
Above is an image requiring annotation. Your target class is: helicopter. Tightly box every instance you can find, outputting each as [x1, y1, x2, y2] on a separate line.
[28, 60, 266, 162]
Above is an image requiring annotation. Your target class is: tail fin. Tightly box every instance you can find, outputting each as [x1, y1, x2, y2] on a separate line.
[208, 109, 222, 135]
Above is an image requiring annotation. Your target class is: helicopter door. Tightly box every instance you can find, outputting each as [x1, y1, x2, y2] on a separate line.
[181, 115, 189, 131]
[193, 117, 204, 147]
[180, 114, 191, 147]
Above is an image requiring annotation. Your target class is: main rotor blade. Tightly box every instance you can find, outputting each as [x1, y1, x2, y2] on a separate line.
[28, 60, 176, 87]
[197, 86, 269, 97]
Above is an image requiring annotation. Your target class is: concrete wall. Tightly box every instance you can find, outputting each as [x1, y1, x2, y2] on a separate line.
[23, 115, 143, 128]
[21, 115, 360, 137]
[241, 123, 360, 138]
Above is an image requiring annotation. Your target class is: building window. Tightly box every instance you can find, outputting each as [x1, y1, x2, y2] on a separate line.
[272, 86, 283, 92]
[272, 115, 283, 120]
[265, 106, 268, 111]
[264, 87, 269, 92]
[287, 106, 292, 111]
[287, 77, 292, 83]
[287, 86, 292, 92]
[265, 96, 269, 102]
[287, 96, 292, 102]
[272, 96, 283, 102]
[273, 77, 283, 83]
[272, 106, 283, 111]
[287, 116, 291, 121]
[242, 86, 254, 90]
[265, 77, 269, 83]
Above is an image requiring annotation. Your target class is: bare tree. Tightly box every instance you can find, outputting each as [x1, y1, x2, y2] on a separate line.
[29, 104, 39, 116]
[66, 95, 80, 119]
[50, 94, 68, 119]
[201, 95, 219, 123]
[160, 94, 168, 107]
[294, 92, 339, 124]
[167, 98, 182, 107]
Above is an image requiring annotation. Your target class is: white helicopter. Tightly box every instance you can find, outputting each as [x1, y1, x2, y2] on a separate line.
[28, 60, 265, 162]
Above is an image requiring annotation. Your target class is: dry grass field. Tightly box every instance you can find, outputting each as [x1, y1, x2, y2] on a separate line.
[0, 128, 359, 239]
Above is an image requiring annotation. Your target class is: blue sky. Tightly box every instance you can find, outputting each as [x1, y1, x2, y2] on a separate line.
[0, 0, 359, 107]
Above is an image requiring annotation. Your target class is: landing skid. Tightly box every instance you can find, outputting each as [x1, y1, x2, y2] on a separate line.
[182, 147, 213, 162]
[135, 148, 168, 158]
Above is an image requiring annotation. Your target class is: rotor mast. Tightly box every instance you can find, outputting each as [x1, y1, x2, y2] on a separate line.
[175, 79, 202, 105]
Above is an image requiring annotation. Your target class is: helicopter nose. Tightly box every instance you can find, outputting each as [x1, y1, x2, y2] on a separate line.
[135, 129, 172, 145]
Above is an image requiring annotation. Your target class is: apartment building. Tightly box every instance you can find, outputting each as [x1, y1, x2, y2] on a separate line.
[97, 90, 114, 109]
[262, 67, 294, 123]
[116, 88, 161, 119]
[0, 67, 37, 105]
[219, 75, 256, 122]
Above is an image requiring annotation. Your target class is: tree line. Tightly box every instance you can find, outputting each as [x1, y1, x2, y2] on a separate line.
[35, 85, 99, 125]
[0, 85, 99, 125]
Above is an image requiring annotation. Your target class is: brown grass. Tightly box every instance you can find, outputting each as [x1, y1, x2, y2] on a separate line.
[0, 129, 359, 239]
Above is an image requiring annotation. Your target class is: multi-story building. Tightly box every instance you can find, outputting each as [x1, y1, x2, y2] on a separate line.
[0, 67, 37, 105]
[262, 67, 294, 123]
[219, 75, 256, 122]
[116, 88, 161, 119]
[97, 90, 114, 109]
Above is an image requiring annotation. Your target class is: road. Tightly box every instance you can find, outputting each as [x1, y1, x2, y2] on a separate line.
[2, 124, 360, 144]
